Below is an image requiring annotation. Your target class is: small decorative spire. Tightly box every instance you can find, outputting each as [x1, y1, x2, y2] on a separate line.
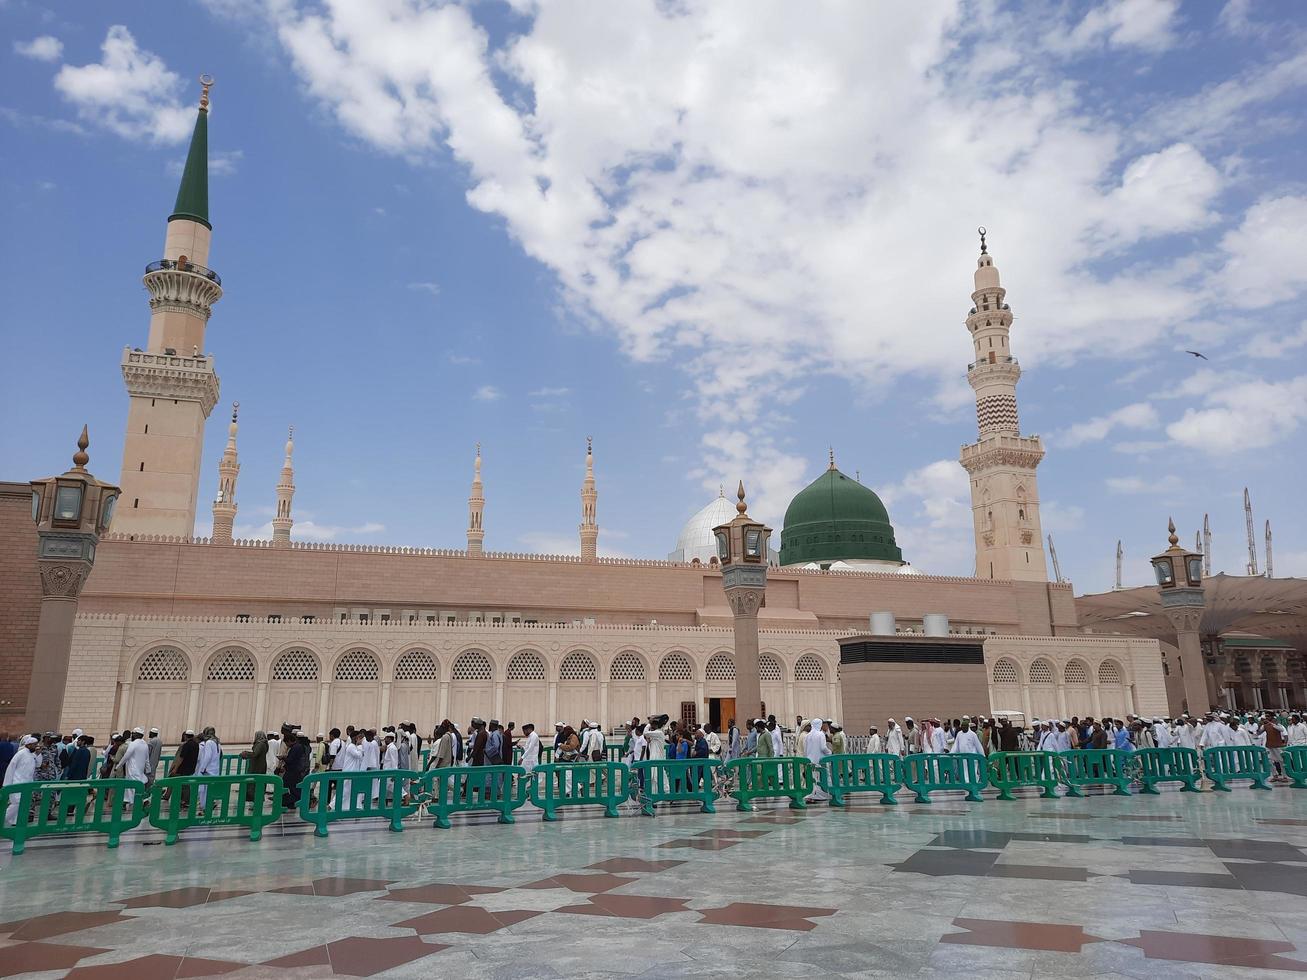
[736, 480, 748, 515]
[1167, 517, 1179, 548]
[586, 435, 593, 455]
[855, 469, 861, 483]
[977, 225, 988, 254]
[198, 73, 214, 112]
[231, 400, 239, 424]
[719, 483, 724, 498]
[828, 446, 835, 470]
[72, 425, 90, 469]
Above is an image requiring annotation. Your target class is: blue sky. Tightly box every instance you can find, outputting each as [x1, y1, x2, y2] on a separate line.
[2, 0, 1305, 594]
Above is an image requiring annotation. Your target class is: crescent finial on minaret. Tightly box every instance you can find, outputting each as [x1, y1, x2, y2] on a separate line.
[199, 74, 215, 111]
[977, 225, 988, 254]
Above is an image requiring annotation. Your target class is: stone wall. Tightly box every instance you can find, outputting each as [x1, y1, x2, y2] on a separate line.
[0, 482, 41, 732]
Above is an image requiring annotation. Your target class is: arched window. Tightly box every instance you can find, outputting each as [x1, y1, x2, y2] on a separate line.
[506, 651, 546, 681]
[205, 647, 256, 681]
[610, 652, 646, 681]
[1029, 659, 1054, 684]
[452, 651, 493, 681]
[795, 655, 825, 682]
[659, 653, 693, 681]
[559, 652, 597, 681]
[335, 649, 380, 682]
[991, 659, 1019, 684]
[1064, 660, 1089, 685]
[705, 654, 735, 681]
[138, 647, 188, 682]
[760, 655, 782, 682]
[395, 650, 438, 681]
[1098, 660, 1123, 685]
[272, 649, 319, 681]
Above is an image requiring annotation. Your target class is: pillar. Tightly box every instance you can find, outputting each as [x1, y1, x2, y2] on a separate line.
[599, 680, 609, 729]
[254, 681, 268, 732]
[437, 680, 450, 723]
[493, 680, 504, 720]
[1090, 683, 1102, 717]
[317, 680, 331, 735]
[1168, 610, 1209, 716]
[186, 681, 202, 731]
[116, 682, 134, 731]
[547, 681, 558, 725]
[1055, 683, 1068, 719]
[380, 681, 392, 725]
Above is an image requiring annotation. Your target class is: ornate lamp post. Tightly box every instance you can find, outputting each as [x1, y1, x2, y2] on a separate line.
[1151, 518, 1209, 716]
[713, 482, 772, 725]
[26, 427, 119, 730]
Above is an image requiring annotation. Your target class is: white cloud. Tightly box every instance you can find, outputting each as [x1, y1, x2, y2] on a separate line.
[14, 35, 63, 62]
[529, 387, 570, 397]
[1243, 322, 1307, 359]
[876, 459, 974, 575]
[231, 519, 384, 542]
[1049, 0, 1181, 53]
[690, 428, 809, 526]
[53, 26, 193, 143]
[1041, 501, 1086, 532]
[473, 385, 501, 401]
[1105, 475, 1183, 495]
[1093, 144, 1221, 246]
[1111, 439, 1168, 455]
[517, 531, 631, 559]
[407, 281, 441, 296]
[1146, 48, 1307, 145]
[1166, 375, 1307, 452]
[1054, 402, 1159, 447]
[167, 149, 243, 178]
[1221, 196, 1307, 308]
[446, 352, 479, 365]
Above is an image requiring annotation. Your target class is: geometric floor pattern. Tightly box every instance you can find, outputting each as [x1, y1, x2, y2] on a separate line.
[5, 786, 1307, 977]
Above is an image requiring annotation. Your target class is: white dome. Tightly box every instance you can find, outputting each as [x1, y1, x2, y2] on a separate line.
[668, 494, 737, 564]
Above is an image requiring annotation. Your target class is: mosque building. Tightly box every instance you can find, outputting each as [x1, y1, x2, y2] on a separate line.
[0, 87, 1168, 739]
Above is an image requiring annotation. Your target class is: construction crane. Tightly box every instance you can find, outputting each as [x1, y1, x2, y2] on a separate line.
[1203, 513, 1212, 576]
[1047, 535, 1064, 584]
[1114, 540, 1123, 591]
[1266, 520, 1274, 579]
[1244, 488, 1258, 576]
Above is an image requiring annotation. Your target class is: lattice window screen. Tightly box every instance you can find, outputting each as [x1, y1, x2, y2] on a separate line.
[610, 652, 646, 681]
[705, 654, 735, 681]
[559, 652, 597, 681]
[1064, 661, 1089, 684]
[992, 659, 1019, 684]
[138, 647, 188, 682]
[759, 656, 782, 682]
[795, 655, 825, 682]
[452, 651, 493, 681]
[335, 649, 380, 681]
[272, 649, 319, 681]
[395, 651, 438, 681]
[206, 648, 256, 681]
[1098, 661, 1123, 684]
[659, 653, 692, 681]
[1029, 659, 1054, 684]
[506, 652, 546, 681]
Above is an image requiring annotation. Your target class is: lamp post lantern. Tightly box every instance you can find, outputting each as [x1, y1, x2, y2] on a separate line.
[713, 481, 772, 724]
[26, 427, 119, 730]
[1151, 517, 1209, 716]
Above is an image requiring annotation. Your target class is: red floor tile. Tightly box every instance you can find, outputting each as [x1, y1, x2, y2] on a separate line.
[696, 902, 836, 931]
[0, 941, 109, 978]
[942, 918, 1105, 953]
[0, 910, 133, 941]
[64, 953, 245, 980]
[556, 894, 690, 919]
[379, 883, 504, 905]
[521, 873, 638, 892]
[327, 936, 449, 976]
[585, 858, 686, 873]
[392, 905, 540, 935]
[1120, 930, 1307, 970]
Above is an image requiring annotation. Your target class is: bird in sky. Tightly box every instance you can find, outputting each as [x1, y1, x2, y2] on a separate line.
[1184, 350, 1209, 360]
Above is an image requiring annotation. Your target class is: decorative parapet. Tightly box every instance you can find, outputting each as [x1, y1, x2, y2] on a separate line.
[959, 432, 1044, 473]
[121, 347, 220, 416]
[142, 262, 223, 320]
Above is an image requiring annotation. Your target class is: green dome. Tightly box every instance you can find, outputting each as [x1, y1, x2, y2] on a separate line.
[779, 466, 903, 567]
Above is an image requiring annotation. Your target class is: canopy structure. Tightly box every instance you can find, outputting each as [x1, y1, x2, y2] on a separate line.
[1075, 574, 1307, 653]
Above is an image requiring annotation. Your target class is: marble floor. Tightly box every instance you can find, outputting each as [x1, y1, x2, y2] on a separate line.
[4, 786, 1307, 978]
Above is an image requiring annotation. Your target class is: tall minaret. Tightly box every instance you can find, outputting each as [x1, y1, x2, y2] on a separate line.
[210, 402, 240, 544]
[467, 443, 485, 557]
[271, 426, 295, 547]
[958, 229, 1049, 581]
[580, 437, 598, 561]
[116, 75, 222, 537]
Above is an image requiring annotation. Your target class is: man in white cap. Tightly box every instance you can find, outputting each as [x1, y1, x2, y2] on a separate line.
[1152, 718, 1172, 749]
[4, 736, 42, 826]
[803, 719, 832, 803]
[145, 727, 163, 789]
[953, 718, 984, 756]
[885, 719, 905, 757]
[121, 727, 151, 808]
[520, 723, 542, 774]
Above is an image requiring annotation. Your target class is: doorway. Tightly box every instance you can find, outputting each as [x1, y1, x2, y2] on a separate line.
[708, 697, 736, 733]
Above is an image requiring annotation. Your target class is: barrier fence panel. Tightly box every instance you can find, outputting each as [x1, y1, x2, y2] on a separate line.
[295, 772, 421, 836]
[631, 759, 720, 816]
[987, 751, 1060, 801]
[1284, 746, 1307, 789]
[816, 754, 902, 806]
[1203, 746, 1272, 792]
[147, 774, 285, 844]
[528, 762, 632, 820]
[422, 766, 529, 829]
[722, 757, 813, 811]
[156, 753, 249, 778]
[1135, 747, 1202, 794]
[1058, 750, 1133, 797]
[901, 753, 988, 804]
[1, 779, 147, 856]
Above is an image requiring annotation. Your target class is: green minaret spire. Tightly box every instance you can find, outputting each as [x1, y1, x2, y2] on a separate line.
[169, 75, 213, 229]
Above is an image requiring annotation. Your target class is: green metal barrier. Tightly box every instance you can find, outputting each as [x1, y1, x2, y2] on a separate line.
[1135, 747, 1202, 794]
[156, 753, 249, 777]
[147, 774, 284, 844]
[901, 753, 988, 803]
[295, 771, 421, 836]
[631, 759, 719, 815]
[0, 779, 147, 855]
[722, 757, 813, 811]
[815, 753, 902, 806]
[1058, 749, 1133, 797]
[422, 766, 529, 828]
[510, 745, 556, 766]
[1284, 746, 1307, 789]
[1203, 745, 1272, 791]
[528, 762, 632, 820]
[987, 751, 1060, 801]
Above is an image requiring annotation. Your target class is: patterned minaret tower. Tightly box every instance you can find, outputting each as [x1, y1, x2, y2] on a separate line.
[116, 76, 222, 537]
[210, 402, 240, 544]
[467, 443, 485, 557]
[579, 437, 598, 561]
[959, 229, 1048, 582]
[271, 426, 295, 547]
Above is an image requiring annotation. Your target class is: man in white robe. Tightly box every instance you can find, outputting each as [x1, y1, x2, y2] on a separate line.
[930, 721, 949, 754]
[1037, 722, 1059, 752]
[1226, 719, 1254, 747]
[953, 720, 984, 756]
[885, 721, 906, 757]
[121, 728, 151, 808]
[769, 720, 784, 757]
[196, 728, 221, 810]
[1175, 717, 1199, 750]
[520, 724, 541, 773]
[1152, 718, 1172, 749]
[802, 719, 832, 803]
[3, 736, 41, 827]
[339, 731, 366, 810]
[867, 727, 884, 754]
[1288, 714, 1307, 747]
[645, 717, 668, 761]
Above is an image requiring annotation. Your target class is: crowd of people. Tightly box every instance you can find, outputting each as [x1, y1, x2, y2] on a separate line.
[5, 707, 1306, 827]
